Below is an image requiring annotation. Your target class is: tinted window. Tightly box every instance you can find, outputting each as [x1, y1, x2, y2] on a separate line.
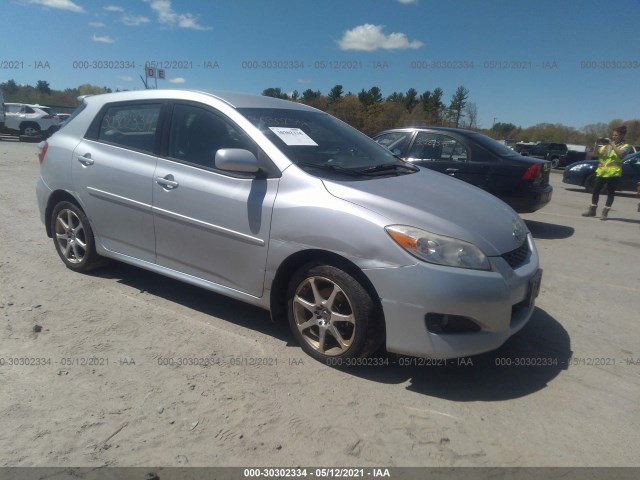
[58, 102, 87, 130]
[407, 132, 468, 162]
[168, 104, 257, 169]
[25, 106, 36, 114]
[97, 103, 162, 154]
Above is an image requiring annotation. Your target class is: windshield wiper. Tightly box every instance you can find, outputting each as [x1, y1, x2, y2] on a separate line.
[297, 162, 363, 177]
[357, 163, 419, 175]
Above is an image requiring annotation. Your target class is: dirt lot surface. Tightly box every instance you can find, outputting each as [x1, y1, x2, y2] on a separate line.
[1, 139, 639, 468]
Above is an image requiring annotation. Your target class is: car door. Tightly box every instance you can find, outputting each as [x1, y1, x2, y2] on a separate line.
[152, 102, 279, 297]
[71, 101, 164, 262]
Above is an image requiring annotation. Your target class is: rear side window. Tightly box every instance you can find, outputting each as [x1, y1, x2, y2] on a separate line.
[407, 132, 468, 162]
[59, 102, 87, 129]
[95, 103, 162, 154]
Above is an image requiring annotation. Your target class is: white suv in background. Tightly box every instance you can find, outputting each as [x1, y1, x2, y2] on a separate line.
[3, 103, 60, 140]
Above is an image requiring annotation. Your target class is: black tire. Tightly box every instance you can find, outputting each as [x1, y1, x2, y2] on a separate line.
[50, 201, 104, 272]
[19, 123, 41, 140]
[550, 157, 560, 169]
[287, 262, 382, 363]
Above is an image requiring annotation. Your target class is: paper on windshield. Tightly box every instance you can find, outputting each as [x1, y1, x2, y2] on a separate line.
[269, 127, 318, 146]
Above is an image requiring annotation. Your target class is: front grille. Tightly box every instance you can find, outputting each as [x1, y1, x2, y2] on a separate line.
[501, 241, 531, 269]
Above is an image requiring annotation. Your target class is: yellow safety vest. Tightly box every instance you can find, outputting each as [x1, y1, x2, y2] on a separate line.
[596, 143, 628, 178]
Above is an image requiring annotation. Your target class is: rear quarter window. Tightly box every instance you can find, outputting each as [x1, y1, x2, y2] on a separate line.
[59, 102, 87, 128]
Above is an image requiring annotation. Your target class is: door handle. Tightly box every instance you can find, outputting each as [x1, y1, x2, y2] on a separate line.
[77, 153, 94, 166]
[156, 174, 179, 190]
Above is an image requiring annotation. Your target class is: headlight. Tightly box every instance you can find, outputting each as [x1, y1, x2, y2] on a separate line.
[569, 164, 591, 172]
[385, 225, 490, 270]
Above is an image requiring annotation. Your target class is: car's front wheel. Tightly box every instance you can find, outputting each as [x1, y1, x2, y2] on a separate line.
[287, 263, 382, 363]
[51, 201, 104, 272]
[550, 157, 560, 169]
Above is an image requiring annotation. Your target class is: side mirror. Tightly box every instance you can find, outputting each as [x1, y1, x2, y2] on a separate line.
[215, 148, 260, 173]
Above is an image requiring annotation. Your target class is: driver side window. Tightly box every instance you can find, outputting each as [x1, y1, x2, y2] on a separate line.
[168, 104, 256, 170]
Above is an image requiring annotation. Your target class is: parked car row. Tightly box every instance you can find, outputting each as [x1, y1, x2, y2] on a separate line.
[36, 89, 543, 364]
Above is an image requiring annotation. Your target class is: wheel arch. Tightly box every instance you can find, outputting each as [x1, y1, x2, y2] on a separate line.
[19, 121, 41, 132]
[269, 249, 385, 328]
[45, 190, 83, 237]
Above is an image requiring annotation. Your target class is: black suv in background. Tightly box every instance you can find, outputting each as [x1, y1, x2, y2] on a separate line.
[528, 143, 569, 169]
[519, 142, 587, 169]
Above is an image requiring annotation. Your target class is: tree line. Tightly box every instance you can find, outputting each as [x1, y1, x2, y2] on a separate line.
[264, 85, 640, 145]
[2, 79, 638, 145]
[0, 79, 113, 111]
[262, 85, 474, 136]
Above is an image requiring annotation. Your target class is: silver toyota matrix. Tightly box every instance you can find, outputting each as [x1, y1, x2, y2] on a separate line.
[36, 90, 542, 363]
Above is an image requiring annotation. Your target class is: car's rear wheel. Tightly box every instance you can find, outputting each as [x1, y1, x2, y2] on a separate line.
[287, 263, 382, 363]
[550, 157, 560, 169]
[51, 201, 104, 272]
[20, 123, 41, 139]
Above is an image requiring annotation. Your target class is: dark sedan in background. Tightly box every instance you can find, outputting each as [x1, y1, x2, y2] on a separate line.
[374, 128, 553, 213]
[562, 151, 640, 192]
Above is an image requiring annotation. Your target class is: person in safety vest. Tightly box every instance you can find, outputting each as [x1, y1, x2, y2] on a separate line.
[582, 125, 633, 220]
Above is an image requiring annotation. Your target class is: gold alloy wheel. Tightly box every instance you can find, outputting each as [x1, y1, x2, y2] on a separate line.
[292, 276, 356, 356]
[54, 208, 87, 264]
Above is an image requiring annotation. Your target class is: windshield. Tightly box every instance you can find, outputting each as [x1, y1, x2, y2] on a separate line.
[238, 107, 417, 179]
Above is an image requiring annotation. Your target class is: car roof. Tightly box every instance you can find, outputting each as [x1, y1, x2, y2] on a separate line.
[80, 89, 317, 112]
[5, 102, 50, 109]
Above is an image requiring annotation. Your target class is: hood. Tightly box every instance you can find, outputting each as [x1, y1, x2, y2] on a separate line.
[322, 169, 527, 256]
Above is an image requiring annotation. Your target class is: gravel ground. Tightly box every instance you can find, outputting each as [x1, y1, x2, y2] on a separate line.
[1, 139, 639, 468]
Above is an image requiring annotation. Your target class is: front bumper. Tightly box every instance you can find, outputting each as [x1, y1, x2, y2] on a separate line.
[363, 234, 540, 359]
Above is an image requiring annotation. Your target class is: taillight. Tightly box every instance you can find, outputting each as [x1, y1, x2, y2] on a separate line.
[522, 163, 542, 181]
[38, 141, 48, 164]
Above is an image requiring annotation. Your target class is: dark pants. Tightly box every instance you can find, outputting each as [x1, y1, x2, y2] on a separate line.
[591, 176, 620, 207]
